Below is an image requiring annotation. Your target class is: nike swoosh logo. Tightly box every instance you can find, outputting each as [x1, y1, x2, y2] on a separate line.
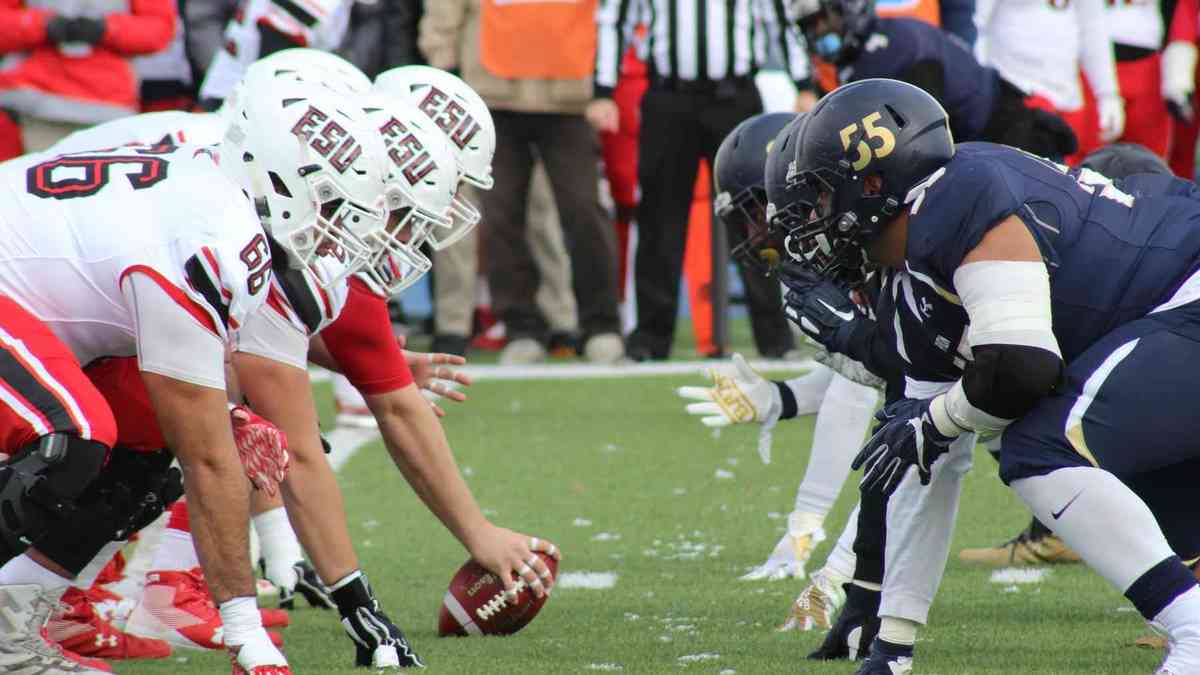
[1051, 490, 1084, 520]
[816, 298, 856, 322]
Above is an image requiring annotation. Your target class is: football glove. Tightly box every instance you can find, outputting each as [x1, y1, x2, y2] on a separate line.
[230, 405, 289, 496]
[1097, 95, 1126, 144]
[778, 263, 864, 355]
[851, 398, 956, 496]
[676, 353, 782, 463]
[1164, 41, 1198, 123]
[740, 511, 825, 582]
[808, 583, 880, 661]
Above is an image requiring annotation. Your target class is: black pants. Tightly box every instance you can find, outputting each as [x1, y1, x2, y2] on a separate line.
[481, 111, 621, 340]
[631, 80, 793, 357]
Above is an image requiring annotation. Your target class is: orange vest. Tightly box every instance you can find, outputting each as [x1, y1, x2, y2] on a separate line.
[479, 0, 598, 80]
[875, 0, 940, 25]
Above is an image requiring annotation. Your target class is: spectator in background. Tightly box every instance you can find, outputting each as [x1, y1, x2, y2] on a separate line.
[1165, 0, 1200, 179]
[423, 0, 624, 365]
[181, 0, 235, 83]
[341, 0, 424, 78]
[1103, 0, 1172, 158]
[974, 0, 1123, 162]
[592, 0, 804, 362]
[133, 12, 194, 112]
[875, 0, 978, 45]
[0, 0, 176, 152]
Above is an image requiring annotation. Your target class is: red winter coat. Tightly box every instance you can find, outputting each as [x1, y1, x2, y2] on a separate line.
[0, 0, 176, 123]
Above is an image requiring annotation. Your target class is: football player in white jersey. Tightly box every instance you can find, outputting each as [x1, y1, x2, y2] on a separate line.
[0, 76, 390, 674]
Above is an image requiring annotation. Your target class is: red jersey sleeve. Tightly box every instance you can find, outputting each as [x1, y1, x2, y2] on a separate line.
[0, 1, 52, 53]
[320, 277, 414, 395]
[101, 0, 176, 56]
[1169, 0, 1199, 44]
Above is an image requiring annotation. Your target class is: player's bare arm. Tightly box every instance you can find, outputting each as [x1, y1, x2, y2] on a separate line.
[363, 384, 561, 597]
[140, 371, 253, 603]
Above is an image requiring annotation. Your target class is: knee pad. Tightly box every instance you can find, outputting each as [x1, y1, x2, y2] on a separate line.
[0, 434, 107, 561]
[35, 447, 182, 575]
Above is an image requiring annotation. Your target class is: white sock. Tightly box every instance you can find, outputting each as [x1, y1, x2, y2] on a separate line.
[793, 373, 878, 515]
[333, 373, 367, 410]
[821, 504, 860, 584]
[253, 508, 303, 591]
[219, 596, 265, 647]
[1155, 586, 1200, 643]
[1011, 467, 1174, 591]
[0, 554, 72, 596]
[879, 616, 919, 645]
[73, 541, 127, 589]
[151, 529, 200, 572]
[782, 364, 833, 416]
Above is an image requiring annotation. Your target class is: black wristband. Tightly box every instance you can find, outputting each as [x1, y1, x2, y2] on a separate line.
[774, 380, 799, 420]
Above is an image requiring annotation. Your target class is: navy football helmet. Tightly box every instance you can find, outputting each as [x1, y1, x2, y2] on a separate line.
[789, 0, 877, 65]
[1080, 142, 1171, 179]
[714, 112, 798, 276]
[770, 78, 954, 287]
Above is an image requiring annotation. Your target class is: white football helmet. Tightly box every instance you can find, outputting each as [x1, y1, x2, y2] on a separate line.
[220, 77, 391, 285]
[374, 66, 495, 249]
[358, 95, 458, 294]
[222, 48, 372, 121]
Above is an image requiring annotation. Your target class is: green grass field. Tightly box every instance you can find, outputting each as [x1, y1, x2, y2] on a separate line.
[118, 371, 1165, 675]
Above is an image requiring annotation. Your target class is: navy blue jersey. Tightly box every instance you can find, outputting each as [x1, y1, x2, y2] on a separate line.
[840, 18, 997, 140]
[905, 143, 1200, 362]
[871, 269, 969, 402]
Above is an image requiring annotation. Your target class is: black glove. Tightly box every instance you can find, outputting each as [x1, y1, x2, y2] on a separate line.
[851, 397, 956, 496]
[331, 572, 425, 668]
[45, 16, 73, 44]
[808, 583, 881, 661]
[779, 262, 864, 355]
[68, 17, 105, 45]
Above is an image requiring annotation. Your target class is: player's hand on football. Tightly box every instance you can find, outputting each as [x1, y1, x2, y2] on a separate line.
[466, 525, 560, 600]
[677, 353, 781, 427]
[397, 335, 472, 416]
[778, 262, 864, 355]
[229, 404, 289, 496]
[851, 397, 956, 496]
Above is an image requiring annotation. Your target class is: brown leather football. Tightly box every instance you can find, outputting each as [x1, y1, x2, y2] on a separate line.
[437, 553, 557, 636]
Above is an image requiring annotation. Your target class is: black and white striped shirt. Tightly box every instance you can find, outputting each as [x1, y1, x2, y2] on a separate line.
[594, 0, 811, 98]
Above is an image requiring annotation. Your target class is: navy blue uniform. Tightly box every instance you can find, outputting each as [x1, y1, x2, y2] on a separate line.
[902, 143, 1200, 559]
[839, 19, 997, 141]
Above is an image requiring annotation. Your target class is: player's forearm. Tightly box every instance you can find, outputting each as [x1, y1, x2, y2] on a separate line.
[141, 372, 253, 602]
[368, 385, 490, 548]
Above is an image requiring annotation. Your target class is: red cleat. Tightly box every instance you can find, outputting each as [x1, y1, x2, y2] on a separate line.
[259, 608, 290, 629]
[125, 569, 284, 650]
[48, 588, 172, 661]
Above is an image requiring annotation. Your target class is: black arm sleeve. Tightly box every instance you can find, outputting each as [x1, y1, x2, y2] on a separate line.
[842, 318, 906, 388]
[962, 344, 1063, 420]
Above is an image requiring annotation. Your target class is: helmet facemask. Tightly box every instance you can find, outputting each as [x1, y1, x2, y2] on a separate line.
[777, 170, 876, 288]
[276, 165, 383, 288]
[359, 187, 452, 294]
[425, 184, 481, 251]
[717, 185, 786, 277]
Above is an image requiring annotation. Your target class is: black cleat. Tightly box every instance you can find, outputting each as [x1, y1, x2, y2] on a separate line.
[280, 561, 336, 610]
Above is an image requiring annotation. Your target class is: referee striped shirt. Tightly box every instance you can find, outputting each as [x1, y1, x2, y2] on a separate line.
[594, 0, 811, 98]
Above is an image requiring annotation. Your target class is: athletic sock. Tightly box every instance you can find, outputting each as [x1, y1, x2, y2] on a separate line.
[1151, 584, 1200, 653]
[150, 499, 200, 571]
[878, 616, 918, 646]
[0, 553, 72, 595]
[1011, 467, 1175, 592]
[253, 507, 303, 591]
[793, 373, 878, 515]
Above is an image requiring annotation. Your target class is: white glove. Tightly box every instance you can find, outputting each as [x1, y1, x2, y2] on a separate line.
[1163, 41, 1199, 123]
[739, 511, 825, 582]
[677, 353, 782, 463]
[1097, 94, 1126, 144]
[778, 567, 847, 632]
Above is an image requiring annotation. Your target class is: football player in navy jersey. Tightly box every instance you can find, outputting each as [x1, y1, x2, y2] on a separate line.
[771, 77, 1200, 674]
[790, 0, 1077, 161]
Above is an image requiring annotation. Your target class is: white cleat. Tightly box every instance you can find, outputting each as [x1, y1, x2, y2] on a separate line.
[740, 512, 825, 582]
[778, 567, 847, 632]
[0, 584, 110, 674]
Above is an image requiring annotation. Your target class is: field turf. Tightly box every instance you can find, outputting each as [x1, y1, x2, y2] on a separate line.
[118, 368, 1164, 674]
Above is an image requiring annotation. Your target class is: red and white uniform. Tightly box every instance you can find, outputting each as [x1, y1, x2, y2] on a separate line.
[198, 0, 352, 104]
[1108, 0, 1171, 157]
[974, 0, 1119, 158]
[0, 143, 270, 450]
[50, 111, 226, 154]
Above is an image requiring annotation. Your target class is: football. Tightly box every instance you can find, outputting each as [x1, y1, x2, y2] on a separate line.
[437, 553, 558, 637]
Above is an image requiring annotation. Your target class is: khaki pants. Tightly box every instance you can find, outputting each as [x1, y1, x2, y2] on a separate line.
[433, 161, 578, 337]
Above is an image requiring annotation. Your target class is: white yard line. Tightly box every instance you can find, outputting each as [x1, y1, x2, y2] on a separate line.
[311, 359, 813, 385]
[326, 427, 381, 472]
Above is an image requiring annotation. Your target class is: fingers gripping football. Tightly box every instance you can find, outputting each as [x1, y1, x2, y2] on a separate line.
[230, 404, 289, 496]
[470, 527, 560, 600]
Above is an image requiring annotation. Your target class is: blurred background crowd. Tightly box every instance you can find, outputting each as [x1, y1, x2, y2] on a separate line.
[1, 0, 1196, 366]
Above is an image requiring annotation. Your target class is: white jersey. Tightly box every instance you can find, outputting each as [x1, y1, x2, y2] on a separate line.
[50, 112, 227, 155]
[199, 0, 353, 103]
[1107, 0, 1163, 51]
[974, 0, 1118, 110]
[0, 144, 270, 387]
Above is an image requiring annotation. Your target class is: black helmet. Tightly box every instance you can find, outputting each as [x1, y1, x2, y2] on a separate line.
[714, 112, 797, 275]
[774, 78, 954, 286]
[791, 0, 877, 65]
[1080, 142, 1171, 180]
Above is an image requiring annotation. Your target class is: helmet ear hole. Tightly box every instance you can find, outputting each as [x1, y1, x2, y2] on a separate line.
[268, 172, 292, 198]
[884, 104, 906, 128]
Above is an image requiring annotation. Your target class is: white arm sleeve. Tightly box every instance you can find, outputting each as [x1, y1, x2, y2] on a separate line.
[972, 0, 997, 64]
[122, 272, 227, 390]
[1077, 0, 1120, 99]
[234, 304, 310, 371]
